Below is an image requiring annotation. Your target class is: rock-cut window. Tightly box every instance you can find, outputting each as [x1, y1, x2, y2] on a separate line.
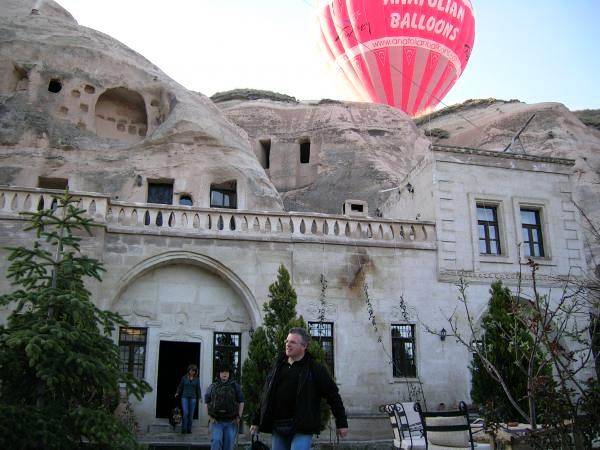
[210, 181, 237, 209]
[147, 181, 173, 205]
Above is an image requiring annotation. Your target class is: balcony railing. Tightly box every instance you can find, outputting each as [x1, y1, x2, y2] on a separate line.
[0, 187, 436, 249]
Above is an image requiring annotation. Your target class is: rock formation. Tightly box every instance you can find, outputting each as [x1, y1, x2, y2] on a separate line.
[214, 94, 431, 215]
[0, 0, 282, 210]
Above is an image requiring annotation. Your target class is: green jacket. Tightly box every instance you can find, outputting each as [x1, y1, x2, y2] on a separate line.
[177, 375, 201, 399]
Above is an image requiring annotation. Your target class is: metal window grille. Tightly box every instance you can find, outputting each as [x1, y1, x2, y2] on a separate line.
[391, 324, 416, 377]
[213, 332, 241, 381]
[308, 322, 335, 376]
[477, 204, 501, 255]
[119, 327, 147, 379]
[521, 209, 544, 257]
[147, 182, 173, 205]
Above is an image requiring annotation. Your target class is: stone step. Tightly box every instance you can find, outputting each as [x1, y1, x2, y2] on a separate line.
[146, 423, 209, 436]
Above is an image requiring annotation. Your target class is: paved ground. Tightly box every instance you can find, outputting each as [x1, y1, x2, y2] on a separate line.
[139, 430, 394, 449]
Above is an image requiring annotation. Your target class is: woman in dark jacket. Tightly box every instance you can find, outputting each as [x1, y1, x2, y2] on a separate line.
[175, 364, 202, 434]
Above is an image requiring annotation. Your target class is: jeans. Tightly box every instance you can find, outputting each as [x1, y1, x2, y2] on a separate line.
[181, 397, 197, 433]
[271, 432, 313, 450]
[210, 420, 238, 450]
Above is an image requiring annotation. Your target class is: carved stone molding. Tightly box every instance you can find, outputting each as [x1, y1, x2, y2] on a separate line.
[439, 269, 570, 284]
[306, 301, 337, 321]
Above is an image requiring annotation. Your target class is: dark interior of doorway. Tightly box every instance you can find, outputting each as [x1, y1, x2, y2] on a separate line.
[156, 341, 201, 419]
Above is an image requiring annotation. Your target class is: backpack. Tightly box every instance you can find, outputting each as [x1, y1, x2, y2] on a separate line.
[208, 381, 238, 420]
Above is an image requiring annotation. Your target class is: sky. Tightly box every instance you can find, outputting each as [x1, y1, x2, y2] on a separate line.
[55, 0, 600, 111]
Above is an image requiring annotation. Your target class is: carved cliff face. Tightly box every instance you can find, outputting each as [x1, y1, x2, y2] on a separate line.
[0, 0, 283, 211]
[217, 98, 431, 215]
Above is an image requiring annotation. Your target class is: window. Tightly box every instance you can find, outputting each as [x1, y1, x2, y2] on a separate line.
[213, 332, 241, 381]
[119, 327, 147, 379]
[48, 78, 62, 93]
[299, 139, 310, 164]
[179, 194, 193, 206]
[210, 181, 237, 209]
[147, 181, 173, 205]
[38, 177, 68, 210]
[260, 139, 271, 169]
[521, 208, 544, 257]
[391, 324, 416, 377]
[477, 204, 501, 255]
[308, 322, 334, 375]
[38, 177, 68, 190]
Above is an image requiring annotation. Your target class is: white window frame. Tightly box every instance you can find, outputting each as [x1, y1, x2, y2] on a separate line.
[512, 197, 553, 263]
[468, 194, 512, 265]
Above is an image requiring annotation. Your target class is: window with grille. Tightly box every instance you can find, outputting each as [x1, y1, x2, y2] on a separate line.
[308, 322, 335, 376]
[213, 332, 241, 381]
[521, 208, 544, 257]
[119, 327, 147, 379]
[477, 204, 501, 255]
[391, 324, 416, 377]
[147, 181, 173, 205]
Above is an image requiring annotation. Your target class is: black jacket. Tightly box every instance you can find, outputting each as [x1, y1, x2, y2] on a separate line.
[253, 352, 348, 434]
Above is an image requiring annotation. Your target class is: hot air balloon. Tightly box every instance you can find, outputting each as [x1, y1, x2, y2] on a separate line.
[318, 0, 475, 116]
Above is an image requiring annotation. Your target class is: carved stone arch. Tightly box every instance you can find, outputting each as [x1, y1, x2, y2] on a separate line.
[111, 250, 262, 328]
[94, 87, 148, 143]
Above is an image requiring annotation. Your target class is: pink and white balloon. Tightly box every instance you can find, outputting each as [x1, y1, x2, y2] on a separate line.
[318, 0, 475, 116]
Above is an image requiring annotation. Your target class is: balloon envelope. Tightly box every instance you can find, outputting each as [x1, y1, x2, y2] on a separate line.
[318, 0, 475, 116]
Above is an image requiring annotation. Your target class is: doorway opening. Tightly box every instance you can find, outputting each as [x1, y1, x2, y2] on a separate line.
[156, 340, 201, 419]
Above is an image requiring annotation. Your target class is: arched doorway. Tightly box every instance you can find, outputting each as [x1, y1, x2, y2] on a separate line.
[112, 252, 259, 426]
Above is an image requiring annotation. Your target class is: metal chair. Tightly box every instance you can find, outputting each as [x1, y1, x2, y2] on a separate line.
[379, 403, 425, 450]
[414, 401, 490, 450]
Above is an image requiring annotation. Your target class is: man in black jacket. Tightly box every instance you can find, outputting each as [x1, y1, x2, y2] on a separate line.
[250, 327, 348, 450]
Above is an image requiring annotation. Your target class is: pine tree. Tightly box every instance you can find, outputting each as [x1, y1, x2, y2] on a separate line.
[0, 193, 151, 450]
[263, 264, 298, 350]
[470, 280, 552, 422]
[242, 265, 331, 430]
[241, 327, 275, 425]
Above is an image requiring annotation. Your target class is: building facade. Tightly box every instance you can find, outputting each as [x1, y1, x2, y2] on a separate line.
[0, 0, 595, 437]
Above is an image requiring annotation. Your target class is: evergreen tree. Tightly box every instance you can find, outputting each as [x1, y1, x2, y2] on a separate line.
[242, 265, 331, 430]
[263, 264, 299, 350]
[0, 193, 151, 450]
[241, 327, 275, 425]
[470, 281, 552, 422]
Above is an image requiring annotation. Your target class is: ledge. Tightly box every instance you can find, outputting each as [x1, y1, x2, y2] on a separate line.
[432, 144, 575, 166]
[0, 187, 437, 250]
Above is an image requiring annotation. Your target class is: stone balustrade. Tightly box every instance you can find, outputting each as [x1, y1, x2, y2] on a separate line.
[0, 186, 108, 222]
[0, 187, 436, 248]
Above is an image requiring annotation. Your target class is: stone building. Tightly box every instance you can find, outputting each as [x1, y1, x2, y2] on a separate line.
[1, 0, 598, 438]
